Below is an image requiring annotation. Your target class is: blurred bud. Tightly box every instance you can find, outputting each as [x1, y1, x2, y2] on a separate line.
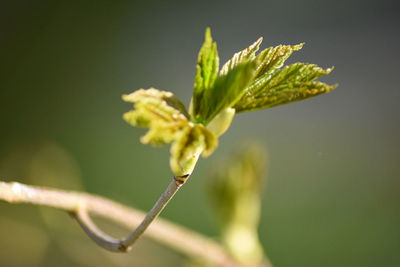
[208, 142, 267, 265]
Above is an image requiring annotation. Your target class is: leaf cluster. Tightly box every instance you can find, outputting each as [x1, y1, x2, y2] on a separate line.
[190, 28, 337, 122]
[122, 28, 337, 176]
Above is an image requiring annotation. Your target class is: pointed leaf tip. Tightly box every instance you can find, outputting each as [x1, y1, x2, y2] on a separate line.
[205, 27, 212, 41]
[219, 37, 263, 76]
[191, 27, 220, 122]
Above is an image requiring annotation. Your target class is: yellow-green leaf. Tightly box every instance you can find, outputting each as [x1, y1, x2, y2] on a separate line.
[122, 88, 189, 145]
[234, 63, 337, 112]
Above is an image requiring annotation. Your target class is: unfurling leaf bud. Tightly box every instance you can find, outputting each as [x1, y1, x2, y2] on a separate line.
[208, 142, 267, 265]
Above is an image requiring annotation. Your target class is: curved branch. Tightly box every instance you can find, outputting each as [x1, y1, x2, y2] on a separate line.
[68, 179, 182, 252]
[0, 180, 243, 267]
[69, 208, 123, 251]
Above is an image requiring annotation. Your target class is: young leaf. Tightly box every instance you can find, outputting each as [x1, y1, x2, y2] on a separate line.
[197, 61, 256, 124]
[191, 28, 220, 121]
[122, 88, 189, 145]
[234, 63, 337, 112]
[219, 37, 263, 76]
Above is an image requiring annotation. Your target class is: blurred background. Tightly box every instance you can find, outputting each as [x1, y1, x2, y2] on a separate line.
[0, 0, 399, 266]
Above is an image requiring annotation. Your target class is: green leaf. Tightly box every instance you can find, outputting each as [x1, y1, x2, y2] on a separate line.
[196, 61, 256, 124]
[122, 88, 189, 145]
[234, 63, 337, 112]
[170, 124, 217, 176]
[191, 27, 220, 119]
[219, 37, 263, 76]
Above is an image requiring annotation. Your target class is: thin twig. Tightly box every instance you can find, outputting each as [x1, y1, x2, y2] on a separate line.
[0, 180, 244, 267]
[121, 179, 181, 249]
